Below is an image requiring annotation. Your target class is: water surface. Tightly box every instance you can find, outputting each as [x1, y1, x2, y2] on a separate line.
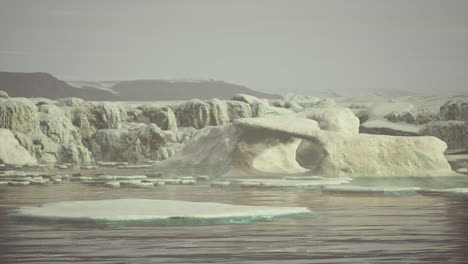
[1, 179, 468, 263]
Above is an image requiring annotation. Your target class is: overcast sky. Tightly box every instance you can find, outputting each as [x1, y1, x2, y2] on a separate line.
[0, 0, 467, 95]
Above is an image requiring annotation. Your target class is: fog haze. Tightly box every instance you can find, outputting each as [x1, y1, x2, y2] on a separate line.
[1, 0, 467, 96]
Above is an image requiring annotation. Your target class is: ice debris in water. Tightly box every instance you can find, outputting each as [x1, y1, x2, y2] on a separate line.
[321, 185, 421, 194]
[231, 177, 351, 187]
[418, 188, 468, 195]
[11, 199, 312, 223]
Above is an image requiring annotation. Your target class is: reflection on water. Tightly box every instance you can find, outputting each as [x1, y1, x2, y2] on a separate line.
[1, 177, 468, 263]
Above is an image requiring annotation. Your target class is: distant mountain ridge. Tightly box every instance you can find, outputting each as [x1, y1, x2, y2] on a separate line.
[0, 72, 118, 100]
[0, 72, 280, 101]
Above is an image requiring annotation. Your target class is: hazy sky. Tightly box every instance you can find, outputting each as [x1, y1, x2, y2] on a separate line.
[0, 0, 467, 95]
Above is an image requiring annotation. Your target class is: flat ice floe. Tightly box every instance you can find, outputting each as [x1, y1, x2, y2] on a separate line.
[418, 188, 468, 195]
[232, 177, 351, 187]
[322, 185, 421, 194]
[11, 199, 311, 224]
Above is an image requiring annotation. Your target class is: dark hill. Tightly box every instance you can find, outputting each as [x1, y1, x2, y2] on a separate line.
[0, 72, 118, 100]
[0, 72, 280, 101]
[111, 80, 280, 100]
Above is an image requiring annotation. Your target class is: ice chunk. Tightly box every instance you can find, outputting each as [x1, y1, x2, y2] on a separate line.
[197, 176, 210, 181]
[52, 179, 62, 184]
[175, 176, 194, 180]
[8, 181, 30, 187]
[97, 175, 147, 181]
[160, 179, 182, 184]
[211, 181, 231, 187]
[97, 161, 117, 167]
[181, 180, 196, 185]
[30, 180, 48, 185]
[11, 199, 312, 223]
[104, 182, 120, 188]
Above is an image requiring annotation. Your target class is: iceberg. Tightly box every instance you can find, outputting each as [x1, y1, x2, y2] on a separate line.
[159, 114, 456, 177]
[11, 199, 312, 224]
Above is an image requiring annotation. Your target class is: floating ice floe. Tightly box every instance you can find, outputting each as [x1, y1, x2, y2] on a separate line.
[104, 182, 120, 188]
[118, 180, 153, 188]
[116, 165, 153, 169]
[141, 179, 166, 185]
[418, 188, 468, 195]
[283, 176, 325, 180]
[51, 179, 62, 184]
[321, 185, 421, 194]
[211, 181, 231, 187]
[8, 181, 30, 187]
[456, 168, 468, 173]
[180, 179, 196, 185]
[11, 199, 312, 224]
[71, 176, 93, 182]
[197, 176, 210, 181]
[161, 179, 182, 184]
[145, 172, 163, 178]
[30, 180, 48, 185]
[232, 177, 351, 188]
[175, 176, 194, 180]
[97, 175, 147, 181]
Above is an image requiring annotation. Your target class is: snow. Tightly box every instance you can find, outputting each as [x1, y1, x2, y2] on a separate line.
[11, 199, 311, 223]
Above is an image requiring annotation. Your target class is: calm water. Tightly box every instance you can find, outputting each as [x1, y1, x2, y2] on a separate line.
[1, 178, 468, 263]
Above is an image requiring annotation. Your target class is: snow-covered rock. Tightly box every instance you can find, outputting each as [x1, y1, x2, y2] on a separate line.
[421, 121, 468, 150]
[39, 111, 82, 145]
[207, 98, 230, 126]
[57, 144, 94, 164]
[0, 90, 8, 98]
[225, 100, 253, 121]
[0, 129, 37, 165]
[137, 105, 178, 131]
[91, 123, 178, 162]
[174, 99, 211, 129]
[440, 99, 468, 121]
[88, 102, 127, 129]
[232, 94, 269, 117]
[360, 102, 422, 136]
[0, 98, 39, 134]
[295, 107, 359, 134]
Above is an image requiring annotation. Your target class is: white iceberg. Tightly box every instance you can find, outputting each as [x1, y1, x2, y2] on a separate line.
[11, 199, 311, 223]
